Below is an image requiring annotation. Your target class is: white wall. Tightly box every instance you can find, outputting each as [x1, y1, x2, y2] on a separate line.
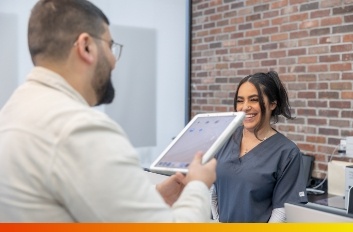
[0, 0, 189, 168]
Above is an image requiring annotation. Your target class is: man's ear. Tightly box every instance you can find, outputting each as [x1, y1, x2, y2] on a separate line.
[74, 33, 95, 64]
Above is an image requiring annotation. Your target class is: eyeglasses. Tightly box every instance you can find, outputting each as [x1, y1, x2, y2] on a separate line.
[90, 34, 123, 62]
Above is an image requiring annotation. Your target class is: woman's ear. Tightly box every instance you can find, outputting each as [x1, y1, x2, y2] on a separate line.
[270, 101, 277, 110]
[74, 33, 95, 64]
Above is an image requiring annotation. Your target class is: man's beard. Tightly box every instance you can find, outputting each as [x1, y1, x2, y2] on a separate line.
[93, 52, 115, 106]
[95, 77, 115, 106]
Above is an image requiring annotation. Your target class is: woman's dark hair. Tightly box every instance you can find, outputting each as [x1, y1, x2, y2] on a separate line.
[28, 0, 109, 63]
[233, 71, 294, 138]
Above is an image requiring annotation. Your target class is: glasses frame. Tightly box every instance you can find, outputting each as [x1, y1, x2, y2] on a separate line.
[90, 34, 123, 62]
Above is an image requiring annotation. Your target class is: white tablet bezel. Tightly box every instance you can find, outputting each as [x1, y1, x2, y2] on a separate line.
[149, 111, 245, 175]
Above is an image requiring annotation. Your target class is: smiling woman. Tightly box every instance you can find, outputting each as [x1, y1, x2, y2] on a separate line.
[211, 71, 308, 223]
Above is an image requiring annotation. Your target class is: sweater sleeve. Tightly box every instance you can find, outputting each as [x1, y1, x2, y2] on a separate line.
[268, 208, 286, 223]
[210, 184, 219, 221]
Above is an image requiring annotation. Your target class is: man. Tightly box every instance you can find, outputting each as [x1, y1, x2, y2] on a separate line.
[0, 0, 216, 222]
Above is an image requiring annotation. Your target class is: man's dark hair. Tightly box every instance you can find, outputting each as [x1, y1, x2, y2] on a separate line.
[28, 0, 109, 63]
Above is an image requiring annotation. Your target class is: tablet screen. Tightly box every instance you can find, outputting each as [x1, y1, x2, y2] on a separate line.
[154, 114, 239, 169]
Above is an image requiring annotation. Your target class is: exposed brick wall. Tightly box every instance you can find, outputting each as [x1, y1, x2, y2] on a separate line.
[191, 0, 353, 179]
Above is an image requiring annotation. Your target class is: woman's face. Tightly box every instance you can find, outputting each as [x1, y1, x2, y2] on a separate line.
[236, 82, 275, 131]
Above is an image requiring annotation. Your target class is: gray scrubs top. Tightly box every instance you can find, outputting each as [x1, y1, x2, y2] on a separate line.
[214, 126, 308, 222]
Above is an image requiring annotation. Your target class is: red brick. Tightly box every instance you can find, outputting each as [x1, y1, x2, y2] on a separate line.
[230, 17, 244, 24]
[281, 6, 299, 15]
[223, 26, 236, 33]
[244, 61, 260, 68]
[342, 54, 353, 61]
[310, 9, 331, 18]
[264, 10, 280, 19]
[281, 23, 298, 32]
[290, 12, 308, 21]
[300, 20, 319, 29]
[330, 82, 352, 90]
[331, 44, 353, 53]
[245, 29, 261, 37]
[278, 57, 295, 65]
[318, 109, 339, 117]
[246, 0, 259, 6]
[308, 46, 329, 54]
[310, 28, 330, 36]
[308, 101, 328, 108]
[238, 39, 252, 46]
[307, 136, 326, 144]
[298, 56, 317, 63]
[238, 23, 252, 31]
[288, 66, 306, 72]
[318, 128, 339, 136]
[254, 4, 270, 13]
[253, 52, 268, 60]
[271, 33, 289, 41]
[272, 16, 290, 25]
[300, 75, 318, 82]
[230, 32, 244, 39]
[318, 92, 339, 99]
[224, 11, 237, 18]
[254, 20, 270, 28]
[319, 55, 340, 62]
[319, 36, 341, 44]
[321, 16, 343, 26]
[290, 31, 309, 39]
[262, 60, 277, 66]
[230, 47, 244, 53]
[298, 109, 316, 116]
[299, 38, 317, 46]
[308, 64, 328, 72]
[217, 19, 229, 27]
[272, 0, 289, 9]
[262, 27, 279, 34]
[210, 28, 222, 35]
[330, 63, 352, 71]
[321, 0, 343, 7]
[312, 153, 327, 163]
[342, 92, 353, 99]
[319, 73, 340, 80]
[342, 73, 353, 80]
[329, 119, 350, 127]
[343, 34, 353, 42]
[238, 8, 252, 16]
[308, 118, 327, 125]
[298, 92, 316, 99]
[210, 14, 222, 21]
[216, 5, 229, 12]
[244, 45, 260, 52]
[308, 82, 328, 89]
[297, 143, 316, 152]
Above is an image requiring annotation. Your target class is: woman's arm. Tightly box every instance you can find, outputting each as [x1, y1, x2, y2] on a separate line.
[268, 207, 286, 222]
[210, 184, 219, 221]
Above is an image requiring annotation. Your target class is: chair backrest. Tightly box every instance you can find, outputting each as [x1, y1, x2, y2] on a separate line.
[348, 186, 353, 214]
[301, 153, 314, 187]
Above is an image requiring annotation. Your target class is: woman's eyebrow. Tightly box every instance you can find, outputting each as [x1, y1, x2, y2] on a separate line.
[237, 94, 258, 99]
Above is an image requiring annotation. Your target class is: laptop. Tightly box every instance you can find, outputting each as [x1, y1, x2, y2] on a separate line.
[149, 112, 245, 175]
[285, 202, 353, 222]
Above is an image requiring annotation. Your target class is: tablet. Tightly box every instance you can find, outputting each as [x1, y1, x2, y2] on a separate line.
[149, 112, 245, 175]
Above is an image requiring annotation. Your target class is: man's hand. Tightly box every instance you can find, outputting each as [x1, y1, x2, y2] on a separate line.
[156, 151, 217, 206]
[156, 172, 186, 206]
[183, 151, 217, 188]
